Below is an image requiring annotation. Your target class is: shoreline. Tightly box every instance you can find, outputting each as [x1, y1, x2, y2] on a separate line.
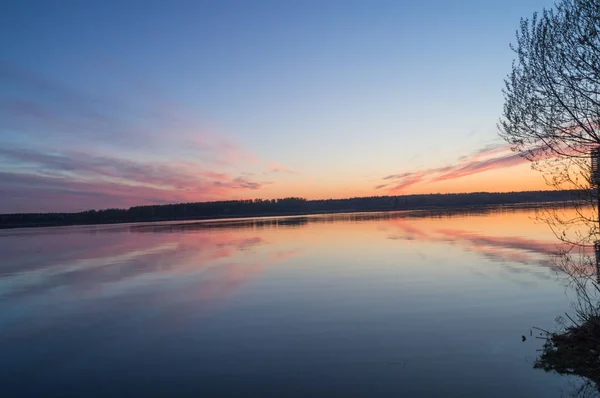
[0, 200, 578, 230]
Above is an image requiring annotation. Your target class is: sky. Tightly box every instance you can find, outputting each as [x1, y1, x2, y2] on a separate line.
[0, 0, 557, 213]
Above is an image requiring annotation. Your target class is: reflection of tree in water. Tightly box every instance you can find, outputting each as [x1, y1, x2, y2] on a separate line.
[130, 204, 571, 234]
[532, 244, 600, 397]
[132, 216, 310, 232]
[528, 238, 600, 398]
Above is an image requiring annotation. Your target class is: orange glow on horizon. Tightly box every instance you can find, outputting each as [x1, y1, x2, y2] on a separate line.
[249, 162, 551, 201]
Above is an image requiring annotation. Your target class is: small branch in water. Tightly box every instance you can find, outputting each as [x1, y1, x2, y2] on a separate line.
[532, 326, 551, 334]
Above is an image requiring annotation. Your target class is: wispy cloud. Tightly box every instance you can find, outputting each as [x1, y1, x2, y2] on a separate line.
[431, 152, 525, 183]
[0, 62, 282, 212]
[0, 61, 261, 162]
[213, 177, 272, 190]
[379, 143, 524, 193]
[382, 172, 413, 180]
[457, 143, 509, 162]
[268, 162, 298, 174]
[0, 147, 272, 213]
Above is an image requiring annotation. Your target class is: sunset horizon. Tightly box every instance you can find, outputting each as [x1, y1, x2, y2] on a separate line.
[3, 1, 600, 396]
[0, 1, 556, 214]
[1, 185, 559, 215]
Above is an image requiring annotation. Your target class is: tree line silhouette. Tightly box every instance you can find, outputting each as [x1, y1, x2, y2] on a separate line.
[0, 190, 580, 229]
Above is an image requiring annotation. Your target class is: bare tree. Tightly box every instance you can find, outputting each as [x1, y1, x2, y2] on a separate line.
[500, 0, 600, 259]
[500, 0, 600, 392]
[500, 0, 600, 158]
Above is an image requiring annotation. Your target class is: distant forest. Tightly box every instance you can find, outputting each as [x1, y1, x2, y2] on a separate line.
[0, 190, 582, 229]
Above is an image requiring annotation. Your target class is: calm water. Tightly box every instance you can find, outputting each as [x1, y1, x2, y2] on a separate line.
[0, 208, 590, 397]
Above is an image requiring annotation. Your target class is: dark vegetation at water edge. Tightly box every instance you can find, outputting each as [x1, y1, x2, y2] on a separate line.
[0, 190, 582, 229]
[535, 318, 600, 395]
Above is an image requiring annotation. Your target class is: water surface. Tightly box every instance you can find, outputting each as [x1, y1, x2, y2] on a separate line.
[0, 208, 587, 397]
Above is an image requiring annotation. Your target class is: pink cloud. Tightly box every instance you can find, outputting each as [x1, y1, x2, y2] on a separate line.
[189, 135, 259, 166]
[0, 147, 274, 212]
[268, 162, 297, 174]
[0, 63, 291, 212]
[457, 143, 511, 162]
[431, 152, 526, 183]
[388, 172, 429, 192]
[383, 172, 413, 180]
[380, 143, 529, 193]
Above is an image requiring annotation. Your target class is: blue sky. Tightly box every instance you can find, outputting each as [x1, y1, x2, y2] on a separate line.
[0, 0, 555, 212]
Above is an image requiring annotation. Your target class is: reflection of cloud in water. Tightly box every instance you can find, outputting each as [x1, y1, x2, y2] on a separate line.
[270, 248, 303, 262]
[386, 219, 563, 279]
[0, 229, 296, 302]
[218, 236, 264, 251]
[436, 228, 560, 254]
[0, 227, 304, 346]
